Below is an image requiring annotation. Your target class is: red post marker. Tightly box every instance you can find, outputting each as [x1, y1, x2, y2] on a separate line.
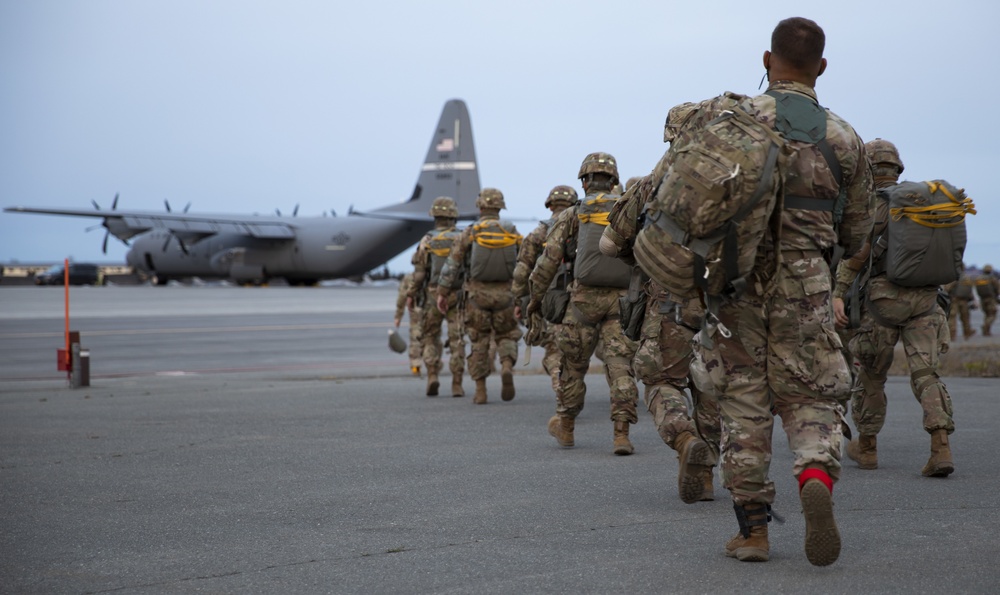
[64, 258, 70, 378]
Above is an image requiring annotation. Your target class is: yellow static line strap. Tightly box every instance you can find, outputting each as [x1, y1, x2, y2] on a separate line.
[578, 193, 615, 226]
[473, 223, 521, 248]
[889, 182, 976, 229]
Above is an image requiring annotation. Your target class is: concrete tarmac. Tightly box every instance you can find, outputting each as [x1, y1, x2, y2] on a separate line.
[1, 286, 999, 594]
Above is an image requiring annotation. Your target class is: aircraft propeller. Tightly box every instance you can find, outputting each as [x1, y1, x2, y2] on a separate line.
[87, 193, 124, 254]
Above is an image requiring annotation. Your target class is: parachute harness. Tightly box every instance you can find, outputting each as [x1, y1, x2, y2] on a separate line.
[890, 182, 976, 229]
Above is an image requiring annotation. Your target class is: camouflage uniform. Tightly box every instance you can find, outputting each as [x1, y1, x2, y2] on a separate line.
[409, 198, 466, 396]
[511, 185, 577, 401]
[835, 140, 956, 477]
[438, 189, 523, 404]
[394, 272, 423, 374]
[529, 154, 639, 454]
[974, 265, 999, 336]
[948, 271, 977, 339]
[695, 81, 873, 506]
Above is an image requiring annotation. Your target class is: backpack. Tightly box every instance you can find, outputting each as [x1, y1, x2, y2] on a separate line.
[426, 228, 464, 289]
[574, 194, 632, 288]
[975, 274, 996, 299]
[874, 180, 974, 287]
[468, 219, 521, 282]
[633, 97, 785, 302]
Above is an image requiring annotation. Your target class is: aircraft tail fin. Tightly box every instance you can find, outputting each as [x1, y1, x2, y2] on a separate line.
[373, 99, 481, 219]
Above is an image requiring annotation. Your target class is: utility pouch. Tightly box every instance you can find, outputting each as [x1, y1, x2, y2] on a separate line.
[619, 265, 648, 341]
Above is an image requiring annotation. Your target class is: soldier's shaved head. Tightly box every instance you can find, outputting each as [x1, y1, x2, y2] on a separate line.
[771, 17, 825, 71]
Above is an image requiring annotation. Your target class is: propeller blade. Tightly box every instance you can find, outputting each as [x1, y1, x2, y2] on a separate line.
[102, 232, 109, 254]
[111, 193, 119, 210]
[293, 204, 299, 217]
[162, 234, 172, 252]
[164, 199, 171, 213]
[91, 200, 101, 210]
[183, 202, 191, 213]
[85, 223, 103, 232]
[275, 208, 281, 216]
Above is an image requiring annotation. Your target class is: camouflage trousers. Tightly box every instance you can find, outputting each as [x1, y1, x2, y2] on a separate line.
[633, 292, 720, 453]
[539, 323, 564, 399]
[982, 299, 998, 335]
[949, 298, 974, 339]
[420, 291, 465, 377]
[465, 287, 522, 380]
[848, 279, 954, 436]
[407, 305, 424, 367]
[556, 287, 638, 424]
[692, 253, 848, 506]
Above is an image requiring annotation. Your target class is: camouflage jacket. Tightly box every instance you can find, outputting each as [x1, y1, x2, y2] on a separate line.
[833, 191, 891, 298]
[408, 222, 457, 300]
[395, 273, 415, 320]
[437, 214, 518, 297]
[529, 205, 578, 305]
[746, 81, 874, 256]
[511, 218, 550, 298]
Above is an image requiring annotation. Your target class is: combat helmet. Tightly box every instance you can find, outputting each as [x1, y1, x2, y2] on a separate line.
[985, 264, 994, 274]
[476, 187, 506, 210]
[865, 138, 905, 173]
[577, 152, 619, 183]
[545, 185, 578, 209]
[428, 196, 458, 219]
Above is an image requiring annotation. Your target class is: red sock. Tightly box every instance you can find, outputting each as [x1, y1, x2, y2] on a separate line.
[799, 467, 833, 494]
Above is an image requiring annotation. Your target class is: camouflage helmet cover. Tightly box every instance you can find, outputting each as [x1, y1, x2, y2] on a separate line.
[865, 138, 904, 173]
[544, 185, 578, 208]
[985, 264, 994, 274]
[577, 152, 619, 181]
[625, 176, 643, 191]
[476, 187, 506, 210]
[428, 196, 458, 219]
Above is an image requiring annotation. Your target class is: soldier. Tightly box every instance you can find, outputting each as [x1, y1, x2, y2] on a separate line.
[835, 139, 958, 479]
[394, 272, 423, 376]
[974, 264, 999, 336]
[408, 197, 466, 397]
[601, 103, 721, 502]
[436, 188, 523, 404]
[680, 18, 874, 565]
[948, 267, 978, 340]
[527, 152, 640, 456]
[512, 185, 578, 403]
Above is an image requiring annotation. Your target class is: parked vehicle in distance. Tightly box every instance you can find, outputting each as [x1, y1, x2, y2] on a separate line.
[34, 263, 100, 286]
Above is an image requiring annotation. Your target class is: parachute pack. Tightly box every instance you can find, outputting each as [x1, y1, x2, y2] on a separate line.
[468, 219, 521, 282]
[633, 96, 785, 302]
[874, 180, 975, 287]
[575, 194, 632, 288]
[426, 228, 464, 289]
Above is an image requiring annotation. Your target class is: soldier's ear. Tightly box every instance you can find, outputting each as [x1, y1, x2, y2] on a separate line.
[762, 50, 771, 71]
[817, 57, 827, 78]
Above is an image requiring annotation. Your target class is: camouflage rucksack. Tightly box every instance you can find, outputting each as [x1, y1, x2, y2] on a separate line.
[633, 95, 785, 302]
[468, 219, 521, 282]
[574, 194, 631, 288]
[426, 228, 464, 289]
[873, 180, 975, 287]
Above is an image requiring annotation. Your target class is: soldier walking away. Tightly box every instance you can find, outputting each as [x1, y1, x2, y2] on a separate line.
[834, 139, 971, 479]
[512, 185, 578, 405]
[667, 18, 874, 565]
[946, 266, 978, 340]
[527, 153, 640, 456]
[601, 105, 722, 501]
[974, 264, 999, 336]
[437, 189, 523, 404]
[394, 272, 424, 376]
[408, 197, 467, 397]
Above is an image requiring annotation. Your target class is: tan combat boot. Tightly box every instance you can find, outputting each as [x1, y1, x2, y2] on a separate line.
[800, 469, 841, 567]
[500, 359, 515, 401]
[846, 434, 878, 469]
[725, 503, 770, 562]
[921, 429, 954, 477]
[675, 431, 713, 504]
[700, 467, 715, 502]
[612, 420, 634, 456]
[473, 378, 488, 405]
[426, 372, 439, 397]
[547, 415, 574, 447]
[451, 374, 464, 398]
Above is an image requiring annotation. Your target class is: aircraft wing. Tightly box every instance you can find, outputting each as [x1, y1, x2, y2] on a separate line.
[3, 206, 296, 241]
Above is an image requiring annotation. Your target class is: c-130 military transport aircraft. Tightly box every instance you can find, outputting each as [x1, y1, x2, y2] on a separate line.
[5, 99, 480, 285]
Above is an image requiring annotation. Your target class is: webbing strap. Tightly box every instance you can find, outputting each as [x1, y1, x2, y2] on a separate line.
[784, 196, 835, 212]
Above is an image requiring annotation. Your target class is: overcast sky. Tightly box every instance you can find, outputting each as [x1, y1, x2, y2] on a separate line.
[2, 0, 998, 274]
